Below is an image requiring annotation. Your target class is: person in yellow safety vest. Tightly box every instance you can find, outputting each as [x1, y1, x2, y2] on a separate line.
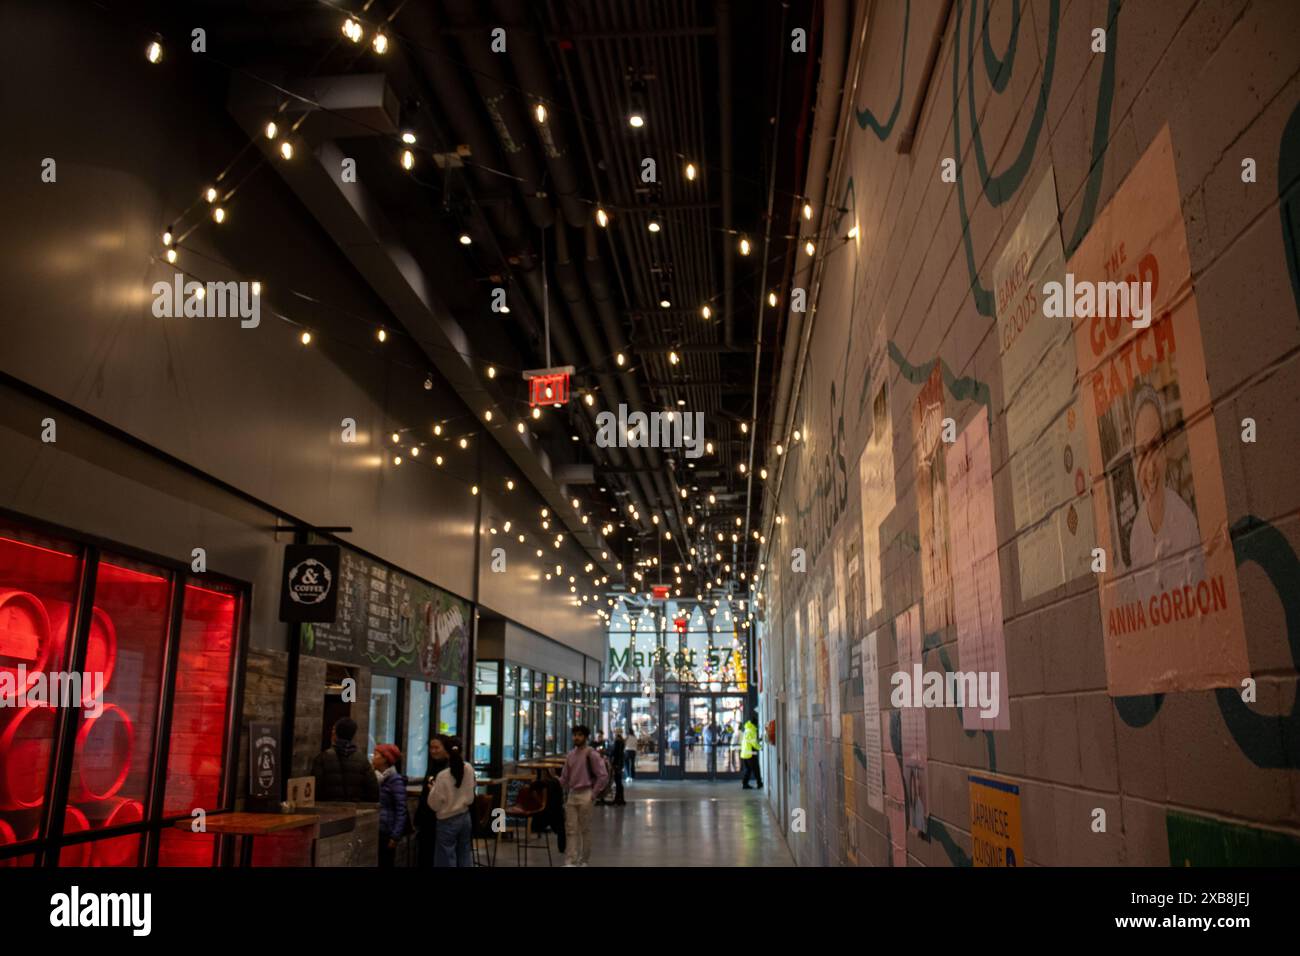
[740, 710, 763, 790]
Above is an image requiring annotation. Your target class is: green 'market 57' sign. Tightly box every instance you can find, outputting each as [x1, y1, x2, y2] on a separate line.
[609, 646, 728, 671]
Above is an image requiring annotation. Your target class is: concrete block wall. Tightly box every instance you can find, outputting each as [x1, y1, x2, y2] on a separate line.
[761, 0, 1300, 866]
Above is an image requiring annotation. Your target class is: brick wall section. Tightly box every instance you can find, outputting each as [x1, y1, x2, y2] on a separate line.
[762, 0, 1300, 866]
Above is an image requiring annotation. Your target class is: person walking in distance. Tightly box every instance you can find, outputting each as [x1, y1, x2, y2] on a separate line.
[559, 724, 609, 866]
[372, 743, 408, 867]
[623, 726, 637, 781]
[740, 711, 763, 790]
[609, 731, 627, 806]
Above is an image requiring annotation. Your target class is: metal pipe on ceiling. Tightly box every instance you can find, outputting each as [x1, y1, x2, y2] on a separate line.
[440, 0, 555, 229]
[494, 0, 589, 229]
[716, 0, 736, 348]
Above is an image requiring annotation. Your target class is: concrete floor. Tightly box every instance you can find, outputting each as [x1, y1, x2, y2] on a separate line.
[493, 779, 795, 868]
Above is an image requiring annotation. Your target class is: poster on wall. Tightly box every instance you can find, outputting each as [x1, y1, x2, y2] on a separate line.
[895, 603, 928, 835]
[859, 374, 895, 618]
[861, 627, 884, 813]
[301, 544, 472, 685]
[969, 774, 1024, 866]
[996, 169, 1096, 602]
[1069, 125, 1250, 696]
[914, 366, 954, 635]
[946, 407, 1010, 730]
[883, 711, 908, 865]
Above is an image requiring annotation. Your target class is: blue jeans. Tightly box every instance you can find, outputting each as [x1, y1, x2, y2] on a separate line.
[434, 811, 472, 867]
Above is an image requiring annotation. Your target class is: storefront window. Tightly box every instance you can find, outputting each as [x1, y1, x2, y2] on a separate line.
[504, 665, 518, 697]
[163, 582, 237, 816]
[405, 681, 432, 780]
[0, 528, 83, 853]
[368, 675, 399, 757]
[519, 668, 532, 697]
[518, 700, 532, 758]
[68, 555, 171, 866]
[502, 697, 517, 763]
[438, 685, 459, 736]
[475, 661, 499, 696]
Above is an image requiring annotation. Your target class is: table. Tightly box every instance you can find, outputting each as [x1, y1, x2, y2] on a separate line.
[174, 812, 320, 867]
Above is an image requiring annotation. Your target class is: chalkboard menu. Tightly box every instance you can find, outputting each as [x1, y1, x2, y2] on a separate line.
[299, 544, 471, 686]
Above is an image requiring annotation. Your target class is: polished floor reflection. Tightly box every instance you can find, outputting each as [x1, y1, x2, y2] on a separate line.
[495, 779, 794, 867]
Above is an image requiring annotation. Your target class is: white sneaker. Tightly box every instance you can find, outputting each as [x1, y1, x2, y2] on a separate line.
[563, 861, 578, 867]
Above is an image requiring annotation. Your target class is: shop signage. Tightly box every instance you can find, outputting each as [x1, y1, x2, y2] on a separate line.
[278, 544, 340, 623]
[249, 722, 280, 798]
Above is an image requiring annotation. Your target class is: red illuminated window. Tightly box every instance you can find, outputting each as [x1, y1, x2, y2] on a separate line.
[0, 518, 244, 868]
[164, 583, 236, 816]
[0, 532, 83, 851]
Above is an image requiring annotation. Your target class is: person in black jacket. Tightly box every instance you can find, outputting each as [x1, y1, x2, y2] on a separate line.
[310, 717, 379, 802]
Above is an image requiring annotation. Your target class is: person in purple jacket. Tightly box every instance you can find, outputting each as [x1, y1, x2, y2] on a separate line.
[373, 743, 409, 867]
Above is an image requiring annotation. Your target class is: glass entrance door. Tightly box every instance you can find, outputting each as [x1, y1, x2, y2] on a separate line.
[683, 695, 746, 779]
[628, 696, 658, 779]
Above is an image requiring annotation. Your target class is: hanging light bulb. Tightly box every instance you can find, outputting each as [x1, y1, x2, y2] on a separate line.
[423, 374, 433, 390]
[471, 485, 479, 495]
[738, 236, 751, 256]
[300, 331, 312, 345]
[804, 240, 815, 256]
[212, 206, 226, 224]
[391, 433, 401, 444]
[660, 298, 671, 309]
[647, 221, 661, 233]
[411, 446, 420, 457]
[534, 102, 547, 124]
[433, 424, 442, 436]
[279, 141, 294, 161]
[393, 455, 402, 466]
[596, 207, 609, 228]
[400, 149, 415, 170]
[165, 248, 177, 264]
[701, 304, 712, 320]
[372, 31, 389, 55]
[684, 162, 697, 181]
[377, 328, 387, 343]
[615, 353, 626, 367]
[435, 455, 444, 466]
[264, 120, 278, 140]
[583, 392, 595, 407]
[531, 406, 541, 420]
[802, 202, 813, 221]
[459, 233, 472, 246]
[146, 37, 164, 63]
[767, 291, 778, 307]
[848, 224, 860, 239]
[516, 421, 526, 434]
[669, 351, 679, 365]
[204, 186, 218, 203]
[628, 113, 645, 128]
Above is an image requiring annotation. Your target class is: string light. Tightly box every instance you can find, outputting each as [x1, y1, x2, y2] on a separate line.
[516, 421, 526, 434]
[584, 393, 594, 407]
[768, 291, 778, 307]
[165, 248, 177, 264]
[459, 233, 472, 246]
[204, 187, 217, 203]
[377, 328, 387, 343]
[596, 207, 609, 228]
[701, 304, 712, 320]
[146, 38, 163, 64]
[423, 374, 433, 390]
[212, 206, 226, 224]
[459, 437, 468, 448]
[372, 31, 389, 55]
[264, 121, 278, 140]
[616, 353, 626, 367]
[531, 406, 541, 420]
[628, 113, 645, 128]
[300, 331, 312, 345]
[534, 102, 547, 124]
[402, 131, 417, 145]
[647, 221, 661, 234]
[804, 240, 815, 256]
[684, 162, 697, 181]
[669, 351, 679, 365]
[471, 485, 479, 495]
[342, 17, 363, 42]
[848, 224, 860, 239]
[279, 141, 294, 161]
[401, 149, 415, 170]
[738, 236, 751, 256]
[802, 202, 813, 220]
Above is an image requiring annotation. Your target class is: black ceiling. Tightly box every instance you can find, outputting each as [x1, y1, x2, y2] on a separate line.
[144, 0, 819, 599]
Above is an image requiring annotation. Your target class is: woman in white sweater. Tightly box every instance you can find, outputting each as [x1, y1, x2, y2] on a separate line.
[427, 735, 476, 867]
